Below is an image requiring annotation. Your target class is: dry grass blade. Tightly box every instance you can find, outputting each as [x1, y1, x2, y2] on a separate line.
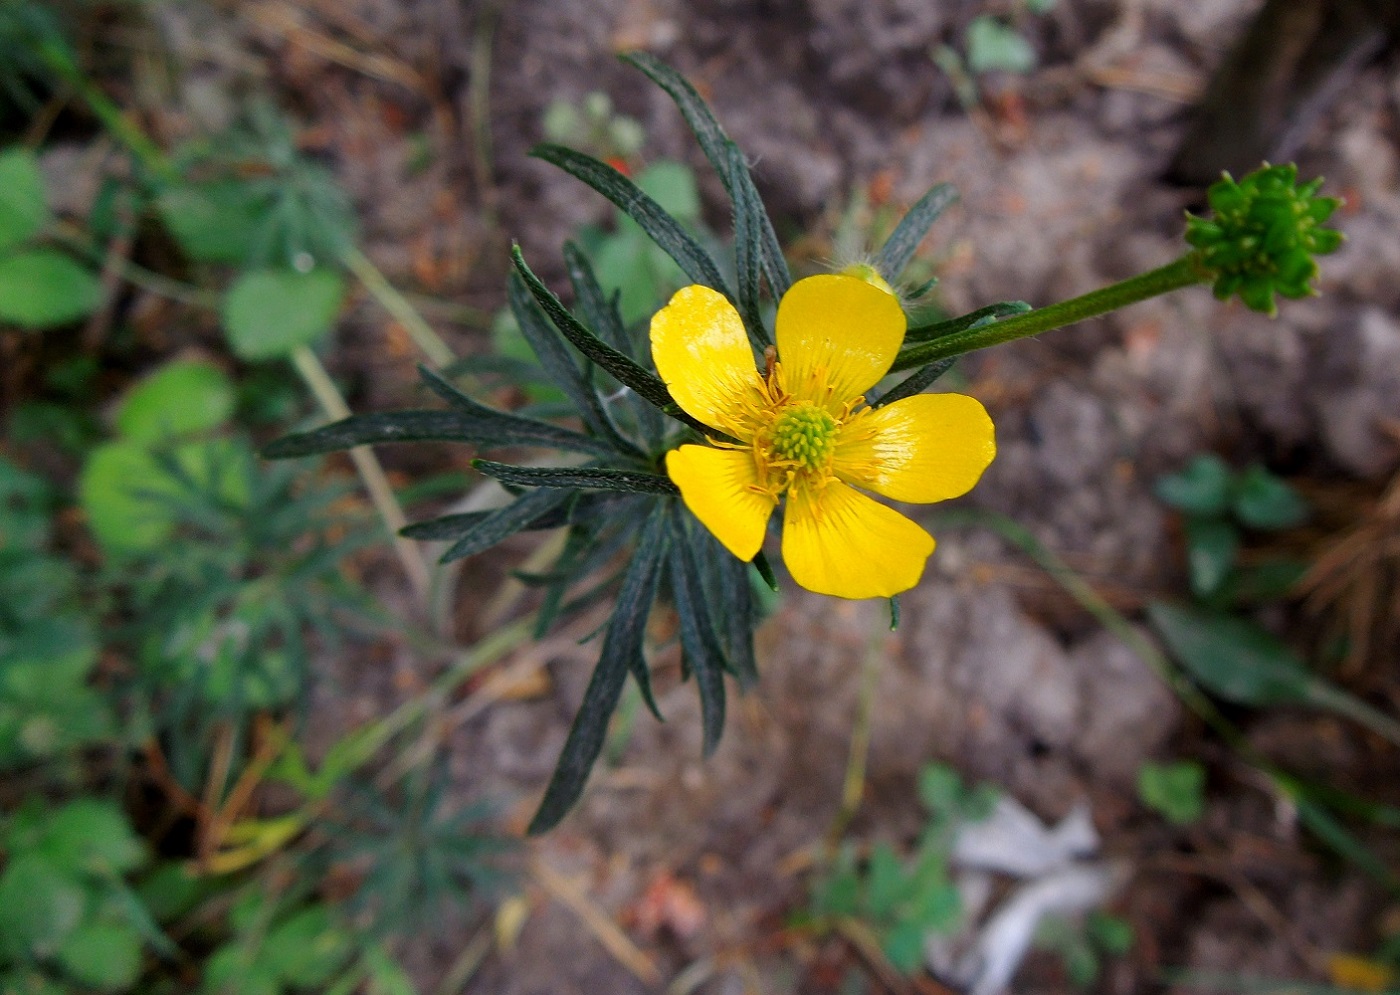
[528, 856, 662, 985]
[1297, 469, 1400, 682]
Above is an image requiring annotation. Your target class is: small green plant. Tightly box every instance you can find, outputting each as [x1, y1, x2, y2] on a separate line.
[1035, 910, 1134, 988]
[1137, 760, 1207, 826]
[1148, 456, 1400, 748]
[0, 147, 104, 330]
[932, 1, 1056, 106]
[804, 764, 998, 973]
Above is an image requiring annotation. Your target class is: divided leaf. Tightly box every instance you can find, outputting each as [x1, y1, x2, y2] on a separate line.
[874, 182, 958, 282]
[528, 504, 670, 833]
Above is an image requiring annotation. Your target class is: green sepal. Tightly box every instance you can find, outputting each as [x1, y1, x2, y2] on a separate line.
[511, 246, 714, 437]
[439, 488, 575, 564]
[874, 182, 958, 283]
[620, 51, 791, 297]
[472, 459, 679, 496]
[530, 143, 733, 299]
[506, 271, 637, 455]
[528, 504, 670, 833]
[873, 358, 957, 409]
[668, 508, 730, 755]
[903, 300, 1032, 344]
[752, 550, 779, 592]
[725, 141, 773, 350]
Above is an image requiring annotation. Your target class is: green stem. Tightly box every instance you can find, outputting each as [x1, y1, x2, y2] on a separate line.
[340, 246, 457, 368]
[891, 255, 1208, 371]
[290, 346, 432, 601]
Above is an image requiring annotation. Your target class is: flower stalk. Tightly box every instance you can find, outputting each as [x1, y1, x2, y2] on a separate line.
[891, 255, 1208, 371]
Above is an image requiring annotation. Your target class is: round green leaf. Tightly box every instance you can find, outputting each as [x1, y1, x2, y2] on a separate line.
[221, 268, 345, 360]
[262, 907, 351, 986]
[40, 799, 148, 877]
[965, 16, 1037, 75]
[1137, 760, 1206, 825]
[0, 148, 49, 253]
[1153, 454, 1232, 516]
[56, 920, 143, 991]
[1232, 464, 1308, 530]
[0, 855, 86, 959]
[155, 183, 261, 265]
[79, 438, 251, 555]
[115, 359, 236, 443]
[0, 250, 104, 330]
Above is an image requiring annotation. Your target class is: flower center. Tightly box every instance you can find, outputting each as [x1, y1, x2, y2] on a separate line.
[769, 403, 838, 470]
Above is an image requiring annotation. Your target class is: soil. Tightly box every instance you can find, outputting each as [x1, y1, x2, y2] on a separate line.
[32, 0, 1400, 992]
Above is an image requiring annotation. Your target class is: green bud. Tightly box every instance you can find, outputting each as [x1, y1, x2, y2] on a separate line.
[1184, 163, 1343, 316]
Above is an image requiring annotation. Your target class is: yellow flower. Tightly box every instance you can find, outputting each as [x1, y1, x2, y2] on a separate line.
[651, 273, 997, 600]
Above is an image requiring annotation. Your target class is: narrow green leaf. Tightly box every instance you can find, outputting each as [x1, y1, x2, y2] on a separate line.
[531, 144, 732, 297]
[874, 182, 958, 282]
[0, 148, 49, 253]
[399, 511, 488, 541]
[620, 51, 791, 296]
[416, 364, 616, 457]
[564, 241, 665, 447]
[1147, 601, 1311, 705]
[872, 358, 957, 408]
[528, 504, 670, 833]
[0, 249, 103, 329]
[440, 488, 575, 564]
[691, 515, 759, 687]
[506, 271, 635, 453]
[668, 512, 729, 756]
[903, 300, 1031, 343]
[264, 410, 493, 457]
[512, 246, 713, 436]
[473, 459, 678, 496]
[725, 141, 771, 350]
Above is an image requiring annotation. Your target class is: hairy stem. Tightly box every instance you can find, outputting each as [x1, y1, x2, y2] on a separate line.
[891, 255, 1207, 371]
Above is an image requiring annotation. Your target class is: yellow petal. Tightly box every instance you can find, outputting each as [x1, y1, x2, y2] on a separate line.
[782, 480, 934, 599]
[833, 393, 996, 503]
[651, 285, 763, 436]
[775, 274, 906, 407]
[667, 444, 774, 561]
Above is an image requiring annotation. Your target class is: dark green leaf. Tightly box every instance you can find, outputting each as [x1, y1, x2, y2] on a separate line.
[1184, 517, 1239, 598]
[530, 144, 731, 297]
[1154, 454, 1232, 515]
[691, 520, 759, 687]
[264, 404, 603, 459]
[473, 459, 678, 496]
[872, 358, 957, 408]
[564, 242, 665, 448]
[903, 300, 1031, 343]
[668, 512, 729, 756]
[415, 363, 616, 457]
[874, 182, 958, 282]
[528, 504, 670, 833]
[512, 247, 713, 436]
[619, 51, 791, 296]
[726, 141, 772, 350]
[507, 272, 634, 453]
[1232, 464, 1307, 530]
[1147, 600, 1311, 705]
[439, 488, 575, 564]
